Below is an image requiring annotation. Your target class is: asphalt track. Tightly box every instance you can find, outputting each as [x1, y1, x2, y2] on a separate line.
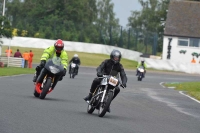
[0, 67, 200, 133]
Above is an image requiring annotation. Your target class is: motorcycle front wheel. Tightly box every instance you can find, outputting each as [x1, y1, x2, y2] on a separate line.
[87, 102, 95, 114]
[39, 78, 52, 99]
[98, 91, 113, 117]
[33, 90, 40, 97]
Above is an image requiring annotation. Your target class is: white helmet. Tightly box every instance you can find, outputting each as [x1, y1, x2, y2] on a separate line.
[74, 54, 78, 57]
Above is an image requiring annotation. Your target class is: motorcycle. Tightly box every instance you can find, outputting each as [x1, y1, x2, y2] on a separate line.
[69, 63, 77, 78]
[34, 57, 64, 99]
[87, 71, 125, 117]
[137, 66, 145, 81]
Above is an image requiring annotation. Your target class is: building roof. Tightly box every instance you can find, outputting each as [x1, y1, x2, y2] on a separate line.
[164, 1, 200, 38]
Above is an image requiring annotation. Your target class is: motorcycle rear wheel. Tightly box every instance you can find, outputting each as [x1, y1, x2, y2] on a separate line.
[98, 91, 113, 117]
[39, 78, 52, 99]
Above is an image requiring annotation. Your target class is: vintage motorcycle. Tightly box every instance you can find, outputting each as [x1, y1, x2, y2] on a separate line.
[69, 63, 77, 78]
[137, 66, 145, 81]
[87, 71, 125, 117]
[34, 57, 64, 99]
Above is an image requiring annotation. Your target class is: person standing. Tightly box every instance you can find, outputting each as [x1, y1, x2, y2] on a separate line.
[28, 50, 34, 68]
[5, 47, 12, 57]
[23, 51, 30, 68]
[14, 49, 22, 58]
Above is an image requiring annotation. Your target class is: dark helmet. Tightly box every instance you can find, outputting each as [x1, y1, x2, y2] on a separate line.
[110, 49, 121, 64]
[141, 59, 145, 64]
[54, 39, 64, 53]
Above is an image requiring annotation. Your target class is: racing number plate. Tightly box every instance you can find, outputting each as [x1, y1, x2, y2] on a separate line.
[108, 76, 118, 86]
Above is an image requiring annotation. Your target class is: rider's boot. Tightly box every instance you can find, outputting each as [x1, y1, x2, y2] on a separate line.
[107, 106, 111, 113]
[33, 72, 39, 82]
[83, 92, 93, 101]
[136, 71, 138, 76]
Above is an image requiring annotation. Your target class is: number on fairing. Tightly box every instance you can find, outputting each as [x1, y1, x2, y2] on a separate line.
[108, 76, 118, 86]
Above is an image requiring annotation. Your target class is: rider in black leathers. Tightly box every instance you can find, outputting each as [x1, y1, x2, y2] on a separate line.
[84, 50, 127, 112]
[69, 54, 81, 75]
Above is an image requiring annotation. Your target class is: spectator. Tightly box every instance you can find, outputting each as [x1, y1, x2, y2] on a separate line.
[5, 47, 12, 57]
[28, 50, 34, 68]
[14, 49, 22, 58]
[23, 51, 30, 68]
[191, 57, 196, 63]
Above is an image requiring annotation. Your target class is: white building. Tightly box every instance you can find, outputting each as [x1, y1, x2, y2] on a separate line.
[162, 1, 200, 63]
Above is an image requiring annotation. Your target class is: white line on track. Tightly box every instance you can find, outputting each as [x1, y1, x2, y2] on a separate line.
[160, 82, 200, 104]
[179, 91, 200, 104]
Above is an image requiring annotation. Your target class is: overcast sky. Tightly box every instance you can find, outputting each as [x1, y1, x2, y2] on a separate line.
[112, 0, 142, 27]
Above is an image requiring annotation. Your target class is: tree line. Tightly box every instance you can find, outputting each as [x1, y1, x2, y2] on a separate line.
[1, 0, 199, 54]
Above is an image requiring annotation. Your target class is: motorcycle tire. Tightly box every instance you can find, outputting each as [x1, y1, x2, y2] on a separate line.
[33, 90, 40, 97]
[98, 91, 113, 117]
[87, 101, 95, 114]
[39, 78, 52, 99]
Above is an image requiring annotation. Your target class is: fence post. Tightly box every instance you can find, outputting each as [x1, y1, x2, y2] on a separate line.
[127, 28, 130, 49]
[21, 58, 25, 68]
[153, 33, 158, 55]
[119, 26, 123, 47]
[109, 26, 113, 45]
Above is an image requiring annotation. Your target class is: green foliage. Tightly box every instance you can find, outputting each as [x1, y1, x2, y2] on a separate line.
[0, 16, 13, 39]
[128, 0, 170, 53]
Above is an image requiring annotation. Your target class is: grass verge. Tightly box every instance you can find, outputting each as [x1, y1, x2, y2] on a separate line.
[1, 46, 138, 70]
[164, 82, 200, 101]
[0, 67, 35, 76]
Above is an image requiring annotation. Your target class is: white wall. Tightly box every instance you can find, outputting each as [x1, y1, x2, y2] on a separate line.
[1, 37, 142, 61]
[2, 37, 200, 74]
[163, 36, 200, 63]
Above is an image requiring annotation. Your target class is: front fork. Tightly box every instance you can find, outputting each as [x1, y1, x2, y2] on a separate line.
[101, 85, 108, 103]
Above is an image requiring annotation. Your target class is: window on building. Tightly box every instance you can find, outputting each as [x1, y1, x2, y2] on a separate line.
[189, 38, 200, 47]
[178, 38, 188, 46]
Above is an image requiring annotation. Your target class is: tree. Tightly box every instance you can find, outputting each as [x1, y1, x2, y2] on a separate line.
[127, 0, 170, 53]
[0, 16, 12, 39]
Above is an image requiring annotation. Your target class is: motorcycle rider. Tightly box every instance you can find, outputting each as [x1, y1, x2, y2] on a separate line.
[136, 59, 147, 77]
[83, 49, 127, 112]
[33, 39, 68, 89]
[69, 54, 81, 75]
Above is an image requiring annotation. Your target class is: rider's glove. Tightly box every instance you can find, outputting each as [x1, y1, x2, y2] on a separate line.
[63, 68, 66, 76]
[35, 65, 41, 71]
[97, 72, 103, 77]
[40, 60, 46, 68]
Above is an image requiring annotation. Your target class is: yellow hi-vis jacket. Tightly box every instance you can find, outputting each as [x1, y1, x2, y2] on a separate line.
[40, 46, 68, 69]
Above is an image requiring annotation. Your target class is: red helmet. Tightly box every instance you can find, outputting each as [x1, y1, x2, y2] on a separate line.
[54, 39, 64, 53]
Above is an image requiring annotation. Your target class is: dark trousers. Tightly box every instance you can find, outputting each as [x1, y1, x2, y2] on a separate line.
[90, 78, 120, 100]
[24, 60, 28, 68]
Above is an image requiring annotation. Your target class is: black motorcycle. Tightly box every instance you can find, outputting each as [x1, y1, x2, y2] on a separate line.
[87, 71, 125, 117]
[69, 63, 77, 78]
[34, 57, 64, 99]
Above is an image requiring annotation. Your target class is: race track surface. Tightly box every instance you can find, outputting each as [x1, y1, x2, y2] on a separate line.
[0, 67, 200, 133]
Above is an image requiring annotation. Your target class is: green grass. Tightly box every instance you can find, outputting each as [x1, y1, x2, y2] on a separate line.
[164, 82, 200, 101]
[0, 67, 35, 76]
[1, 46, 138, 70]
[0, 45, 138, 76]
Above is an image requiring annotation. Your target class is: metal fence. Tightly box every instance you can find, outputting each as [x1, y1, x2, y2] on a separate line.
[11, 19, 158, 55]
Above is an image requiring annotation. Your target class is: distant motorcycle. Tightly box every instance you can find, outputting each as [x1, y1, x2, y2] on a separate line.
[137, 66, 145, 81]
[69, 63, 77, 78]
[87, 72, 125, 117]
[34, 57, 64, 99]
